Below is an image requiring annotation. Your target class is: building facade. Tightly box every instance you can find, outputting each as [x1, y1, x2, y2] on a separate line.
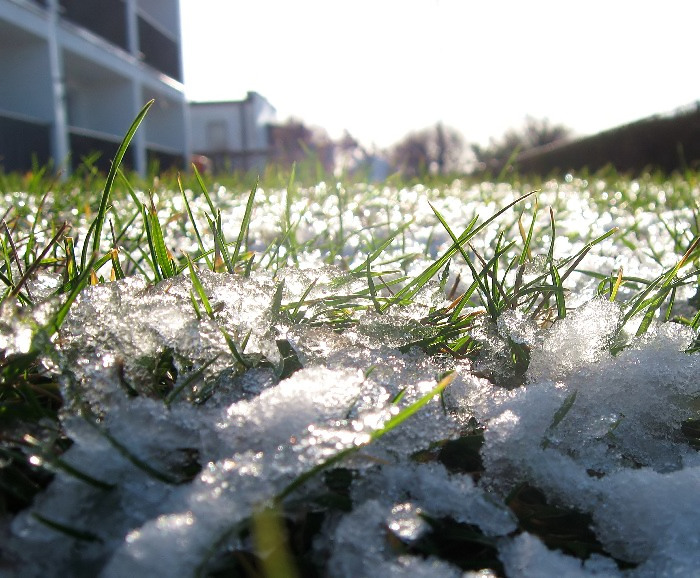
[0, 0, 189, 174]
[189, 92, 276, 174]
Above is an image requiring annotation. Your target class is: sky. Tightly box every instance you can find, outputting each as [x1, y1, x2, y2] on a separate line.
[179, 0, 700, 150]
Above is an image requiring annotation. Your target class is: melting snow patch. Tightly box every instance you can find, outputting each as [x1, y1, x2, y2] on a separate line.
[2, 181, 700, 577]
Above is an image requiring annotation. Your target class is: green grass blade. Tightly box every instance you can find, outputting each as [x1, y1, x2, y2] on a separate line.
[142, 206, 162, 282]
[550, 259, 566, 319]
[192, 163, 217, 216]
[178, 174, 213, 269]
[110, 249, 126, 281]
[83, 99, 154, 269]
[496, 145, 521, 182]
[270, 279, 285, 322]
[385, 191, 536, 311]
[284, 163, 298, 264]
[366, 258, 382, 313]
[147, 197, 176, 279]
[205, 212, 234, 273]
[430, 202, 497, 319]
[117, 168, 144, 211]
[190, 289, 202, 320]
[518, 198, 538, 266]
[232, 180, 258, 267]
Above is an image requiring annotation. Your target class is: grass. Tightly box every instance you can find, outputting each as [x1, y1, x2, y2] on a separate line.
[0, 105, 699, 575]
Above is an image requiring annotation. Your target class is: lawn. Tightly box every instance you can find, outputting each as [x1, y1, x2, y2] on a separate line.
[1, 104, 699, 577]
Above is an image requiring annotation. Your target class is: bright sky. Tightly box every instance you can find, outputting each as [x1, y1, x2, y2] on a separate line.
[179, 0, 700, 149]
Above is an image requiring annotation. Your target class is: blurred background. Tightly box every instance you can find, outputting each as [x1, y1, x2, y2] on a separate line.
[2, 0, 699, 178]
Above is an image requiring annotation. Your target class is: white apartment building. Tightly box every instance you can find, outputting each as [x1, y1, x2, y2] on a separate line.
[189, 92, 276, 174]
[0, 0, 189, 174]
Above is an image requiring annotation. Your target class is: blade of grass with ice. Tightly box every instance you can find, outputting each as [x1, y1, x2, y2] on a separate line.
[275, 371, 455, 503]
[32, 513, 103, 543]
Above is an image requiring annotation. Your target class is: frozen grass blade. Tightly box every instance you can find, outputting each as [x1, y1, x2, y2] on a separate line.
[32, 513, 103, 543]
[219, 325, 253, 368]
[186, 256, 251, 368]
[541, 390, 578, 449]
[22, 434, 115, 490]
[275, 371, 455, 503]
[80, 407, 180, 484]
[186, 256, 213, 316]
[164, 355, 220, 406]
[288, 277, 318, 323]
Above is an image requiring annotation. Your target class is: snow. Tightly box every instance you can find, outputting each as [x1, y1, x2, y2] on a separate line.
[2, 178, 699, 576]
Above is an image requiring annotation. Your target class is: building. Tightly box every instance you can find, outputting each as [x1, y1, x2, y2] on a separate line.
[0, 0, 189, 174]
[189, 92, 276, 173]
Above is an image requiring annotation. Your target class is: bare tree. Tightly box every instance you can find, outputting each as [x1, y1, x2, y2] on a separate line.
[268, 119, 336, 173]
[472, 116, 571, 174]
[389, 123, 468, 179]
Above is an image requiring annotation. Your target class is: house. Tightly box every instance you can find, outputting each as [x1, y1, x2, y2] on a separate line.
[0, 0, 189, 174]
[189, 92, 276, 174]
